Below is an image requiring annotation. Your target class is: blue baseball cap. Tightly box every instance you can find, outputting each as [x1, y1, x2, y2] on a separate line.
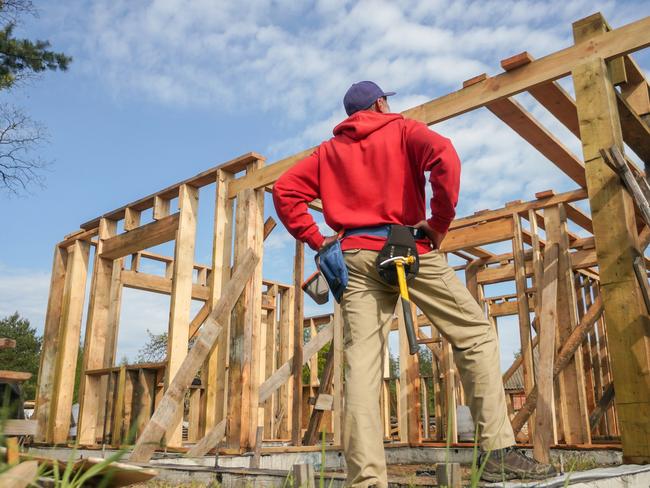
[343, 81, 396, 116]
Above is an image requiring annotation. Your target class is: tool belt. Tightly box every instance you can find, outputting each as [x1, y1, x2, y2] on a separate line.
[368, 225, 420, 286]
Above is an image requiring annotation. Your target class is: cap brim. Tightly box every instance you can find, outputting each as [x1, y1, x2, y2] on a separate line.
[383, 91, 396, 97]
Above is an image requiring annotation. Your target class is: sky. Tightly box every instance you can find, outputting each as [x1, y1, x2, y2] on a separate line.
[0, 0, 648, 372]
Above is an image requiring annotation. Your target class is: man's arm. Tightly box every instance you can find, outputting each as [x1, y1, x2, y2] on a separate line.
[406, 121, 461, 236]
[272, 151, 326, 251]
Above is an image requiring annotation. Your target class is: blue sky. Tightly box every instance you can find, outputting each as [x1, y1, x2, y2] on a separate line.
[0, 0, 648, 370]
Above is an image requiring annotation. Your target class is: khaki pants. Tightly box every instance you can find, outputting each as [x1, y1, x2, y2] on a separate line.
[340, 249, 515, 488]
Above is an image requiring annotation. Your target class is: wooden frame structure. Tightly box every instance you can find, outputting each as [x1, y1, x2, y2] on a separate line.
[34, 12, 649, 463]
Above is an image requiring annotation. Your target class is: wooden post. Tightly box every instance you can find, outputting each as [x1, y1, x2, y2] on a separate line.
[573, 53, 650, 462]
[34, 245, 68, 443]
[227, 160, 265, 451]
[77, 218, 117, 445]
[111, 365, 127, 447]
[203, 169, 234, 432]
[49, 240, 90, 443]
[166, 183, 199, 447]
[533, 243, 559, 463]
[332, 303, 343, 446]
[278, 286, 294, 439]
[397, 302, 421, 444]
[291, 241, 304, 446]
[511, 214, 536, 440]
[263, 285, 278, 438]
[543, 204, 590, 444]
[441, 337, 457, 443]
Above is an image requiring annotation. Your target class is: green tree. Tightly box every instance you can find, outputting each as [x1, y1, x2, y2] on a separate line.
[136, 330, 168, 363]
[0, 312, 42, 399]
[0, 0, 71, 194]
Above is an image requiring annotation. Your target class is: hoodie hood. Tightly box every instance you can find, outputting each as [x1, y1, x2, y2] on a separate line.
[333, 111, 403, 140]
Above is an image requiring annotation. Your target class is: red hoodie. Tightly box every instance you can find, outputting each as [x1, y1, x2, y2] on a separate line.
[272, 111, 461, 254]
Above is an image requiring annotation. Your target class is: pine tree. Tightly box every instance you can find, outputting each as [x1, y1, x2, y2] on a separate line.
[0, 22, 71, 89]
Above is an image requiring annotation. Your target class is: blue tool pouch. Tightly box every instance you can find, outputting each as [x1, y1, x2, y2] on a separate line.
[315, 239, 349, 303]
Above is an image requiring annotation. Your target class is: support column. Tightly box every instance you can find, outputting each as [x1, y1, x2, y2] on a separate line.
[77, 218, 117, 445]
[203, 169, 234, 432]
[512, 214, 536, 440]
[165, 183, 199, 447]
[544, 204, 590, 444]
[34, 244, 68, 442]
[291, 241, 305, 446]
[573, 55, 650, 462]
[397, 302, 421, 444]
[226, 159, 265, 451]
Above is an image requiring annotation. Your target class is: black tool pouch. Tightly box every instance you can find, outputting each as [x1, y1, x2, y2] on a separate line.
[375, 225, 420, 286]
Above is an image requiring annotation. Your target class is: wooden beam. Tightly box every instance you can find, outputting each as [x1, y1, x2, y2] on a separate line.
[440, 217, 514, 252]
[165, 184, 199, 447]
[121, 270, 210, 301]
[573, 53, 650, 463]
[487, 97, 586, 186]
[100, 213, 180, 260]
[129, 248, 259, 463]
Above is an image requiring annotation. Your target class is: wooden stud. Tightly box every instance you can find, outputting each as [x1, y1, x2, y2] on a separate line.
[291, 241, 304, 446]
[511, 214, 536, 440]
[227, 159, 265, 451]
[277, 287, 295, 439]
[332, 303, 343, 446]
[573, 54, 650, 462]
[188, 388, 201, 443]
[165, 184, 199, 447]
[34, 245, 68, 442]
[533, 243, 559, 463]
[203, 169, 234, 433]
[77, 218, 117, 445]
[544, 204, 591, 444]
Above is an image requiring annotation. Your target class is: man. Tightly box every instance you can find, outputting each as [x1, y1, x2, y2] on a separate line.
[273, 81, 556, 487]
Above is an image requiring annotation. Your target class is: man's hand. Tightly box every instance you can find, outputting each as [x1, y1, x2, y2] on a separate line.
[414, 220, 446, 250]
[319, 234, 339, 250]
